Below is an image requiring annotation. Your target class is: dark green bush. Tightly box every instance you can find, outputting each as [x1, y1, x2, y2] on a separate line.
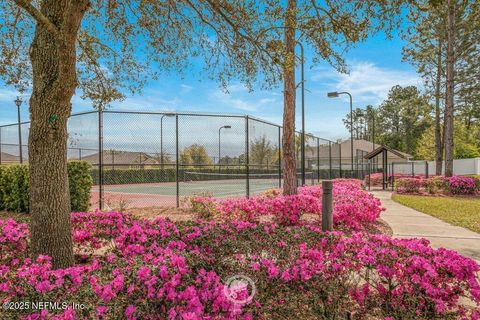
[67, 161, 94, 212]
[0, 161, 92, 213]
[0, 165, 29, 212]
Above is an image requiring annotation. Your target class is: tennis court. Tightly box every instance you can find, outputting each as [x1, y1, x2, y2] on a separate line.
[91, 172, 316, 208]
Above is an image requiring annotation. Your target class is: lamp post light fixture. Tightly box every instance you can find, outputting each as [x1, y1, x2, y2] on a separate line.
[160, 113, 176, 169]
[218, 125, 231, 169]
[327, 91, 354, 177]
[14, 96, 23, 164]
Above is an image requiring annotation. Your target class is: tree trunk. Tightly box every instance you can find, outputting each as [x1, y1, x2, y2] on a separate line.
[434, 38, 444, 176]
[282, 0, 297, 195]
[28, 1, 89, 269]
[444, 0, 455, 177]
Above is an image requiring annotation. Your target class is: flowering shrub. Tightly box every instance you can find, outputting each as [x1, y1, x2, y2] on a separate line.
[366, 172, 384, 186]
[394, 175, 480, 196]
[184, 192, 218, 219]
[0, 219, 29, 264]
[187, 179, 382, 230]
[365, 173, 425, 187]
[445, 176, 478, 195]
[331, 181, 384, 230]
[395, 177, 424, 194]
[0, 213, 479, 319]
[424, 176, 447, 194]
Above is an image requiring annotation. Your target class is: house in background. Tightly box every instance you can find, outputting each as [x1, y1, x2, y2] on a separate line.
[0, 151, 20, 164]
[305, 139, 412, 169]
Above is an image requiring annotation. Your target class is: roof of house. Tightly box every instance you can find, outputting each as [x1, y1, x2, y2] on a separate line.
[363, 145, 410, 160]
[0, 152, 20, 163]
[81, 151, 159, 165]
[306, 139, 412, 160]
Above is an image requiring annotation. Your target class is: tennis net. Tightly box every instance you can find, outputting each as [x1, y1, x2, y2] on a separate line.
[182, 171, 316, 185]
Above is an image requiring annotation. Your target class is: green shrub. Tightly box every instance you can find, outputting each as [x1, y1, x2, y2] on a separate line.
[67, 161, 93, 212]
[0, 161, 92, 213]
[394, 177, 423, 194]
[423, 176, 447, 194]
[0, 165, 29, 212]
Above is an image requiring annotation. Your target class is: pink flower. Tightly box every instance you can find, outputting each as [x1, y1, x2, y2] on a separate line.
[125, 305, 137, 320]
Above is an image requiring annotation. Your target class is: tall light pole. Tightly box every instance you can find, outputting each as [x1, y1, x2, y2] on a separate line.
[328, 91, 353, 176]
[160, 113, 175, 169]
[14, 97, 23, 164]
[218, 125, 231, 170]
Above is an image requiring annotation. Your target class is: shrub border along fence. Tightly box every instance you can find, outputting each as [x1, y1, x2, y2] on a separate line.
[394, 175, 480, 195]
[0, 161, 92, 213]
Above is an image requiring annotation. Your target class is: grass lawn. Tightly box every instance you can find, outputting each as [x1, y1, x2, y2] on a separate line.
[392, 194, 480, 233]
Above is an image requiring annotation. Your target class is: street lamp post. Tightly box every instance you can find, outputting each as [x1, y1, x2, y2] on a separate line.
[14, 97, 23, 164]
[327, 91, 354, 177]
[218, 125, 231, 171]
[160, 113, 175, 169]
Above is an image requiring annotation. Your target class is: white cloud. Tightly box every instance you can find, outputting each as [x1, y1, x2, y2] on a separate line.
[212, 91, 258, 111]
[311, 61, 421, 104]
[210, 83, 278, 112]
[180, 84, 194, 94]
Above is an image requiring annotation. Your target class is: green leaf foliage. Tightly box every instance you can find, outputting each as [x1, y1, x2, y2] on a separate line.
[0, 161, 92, 213]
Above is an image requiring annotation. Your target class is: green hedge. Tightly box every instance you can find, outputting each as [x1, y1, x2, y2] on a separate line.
[0, 165, 29, 212]
[0, 161, 93, 213]
[68, 161, 94, 212]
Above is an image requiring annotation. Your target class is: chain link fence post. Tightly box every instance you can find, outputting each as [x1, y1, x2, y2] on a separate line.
[392, 162, 395, 191]
[339, 143, 342, 178]
[245, 116, 250, 198]
[278, 125, 282, 188]
[176, 114, 179, 207]
[98, 110, 104, 210]
[316, 138, 320, 182]
[328, 141, 332, 179]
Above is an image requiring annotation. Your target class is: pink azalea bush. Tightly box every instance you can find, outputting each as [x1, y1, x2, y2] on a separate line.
[0, 213, 479, 319]
[0, 219, 29, 265]
[395, 176, 479, 195]
[366, 173, 425, 187]
[395, 177, 424, 194]
[445, 176, 478, 195]
[187, 179, 383, 231]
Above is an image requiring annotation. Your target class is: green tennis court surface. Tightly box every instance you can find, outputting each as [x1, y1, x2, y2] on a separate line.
[93, 179, 283, 198]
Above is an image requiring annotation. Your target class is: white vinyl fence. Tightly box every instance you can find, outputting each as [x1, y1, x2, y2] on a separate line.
[426, 158, 480, 175]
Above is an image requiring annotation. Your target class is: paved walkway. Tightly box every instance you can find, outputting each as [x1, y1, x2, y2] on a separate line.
[372, 191, 480, 262]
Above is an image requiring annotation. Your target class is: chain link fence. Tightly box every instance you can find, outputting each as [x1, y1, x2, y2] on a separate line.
[1, 110, 350, 209]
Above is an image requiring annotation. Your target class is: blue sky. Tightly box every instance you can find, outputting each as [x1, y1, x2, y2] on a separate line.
[0, 29, 422, 141]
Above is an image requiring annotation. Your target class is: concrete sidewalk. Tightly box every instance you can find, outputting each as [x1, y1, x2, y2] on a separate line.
[372, 191, 480, 262]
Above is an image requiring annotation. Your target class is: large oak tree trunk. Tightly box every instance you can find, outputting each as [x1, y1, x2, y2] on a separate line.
[444, 0, 455, 177]
[434, 39, 444, 176]
[282, 0, 297, 195]
[29, 1, 89, 269]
